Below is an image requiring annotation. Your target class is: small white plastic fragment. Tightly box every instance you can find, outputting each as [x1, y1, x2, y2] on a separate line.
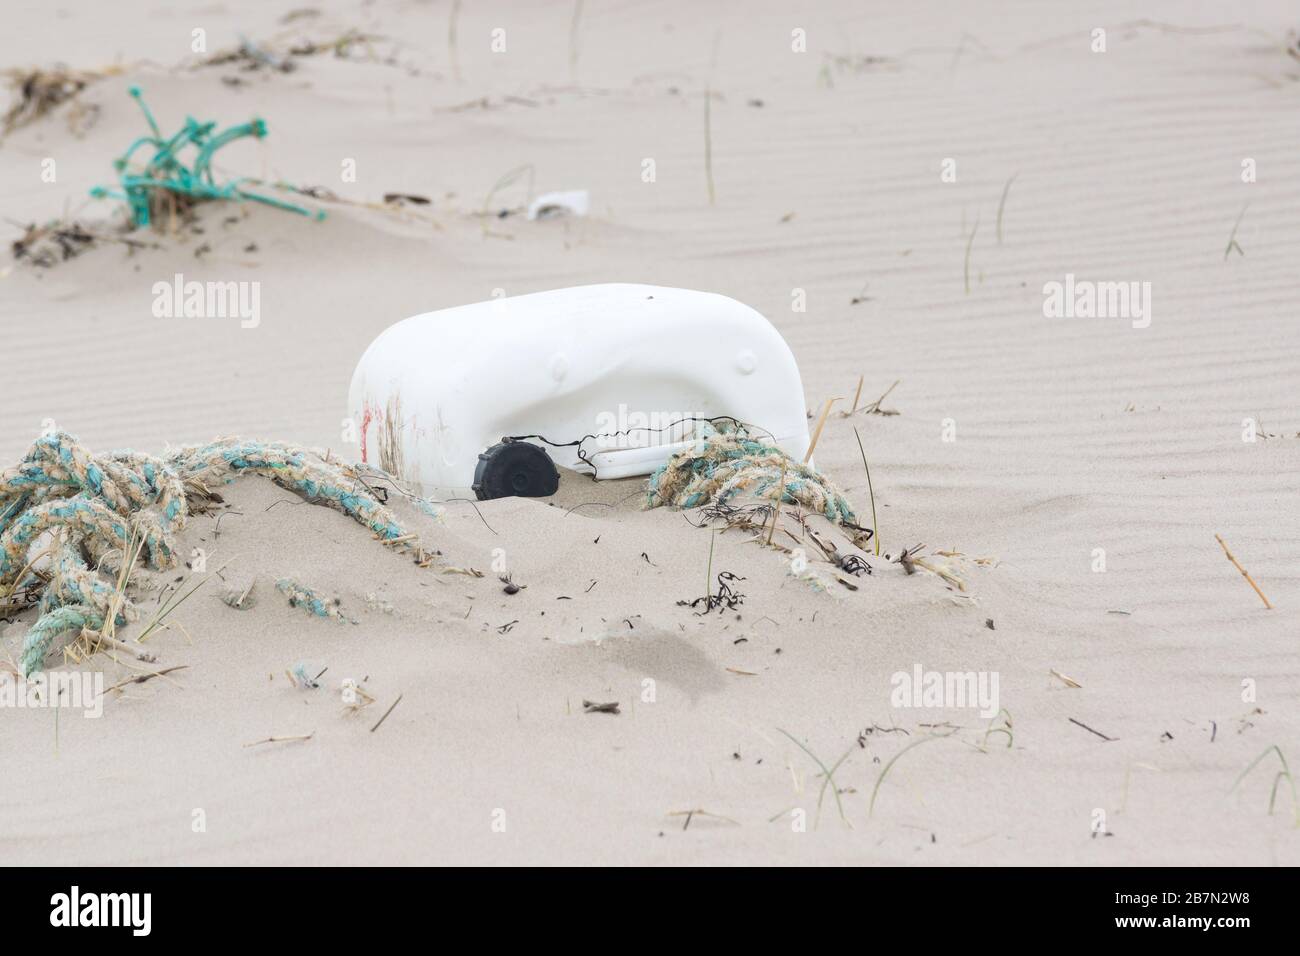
[527, 189, 589, 220]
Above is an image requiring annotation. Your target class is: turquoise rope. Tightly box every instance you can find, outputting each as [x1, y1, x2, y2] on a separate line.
[647, 437, 857, 525]
[20, 606, 106, 678]
[276, 579, 349, 623]
[170, 440, 405, 541]
[3, 432, 413, 676]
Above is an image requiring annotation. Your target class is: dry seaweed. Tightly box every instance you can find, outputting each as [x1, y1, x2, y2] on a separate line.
[2, 66, 105, 137]
[196, 29, 387, 75]
[9, 219, 156, 267]
[678, 571, 745, 615]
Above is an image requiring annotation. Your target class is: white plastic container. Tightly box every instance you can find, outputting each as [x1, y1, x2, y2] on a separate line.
[347, 284, 811, 495]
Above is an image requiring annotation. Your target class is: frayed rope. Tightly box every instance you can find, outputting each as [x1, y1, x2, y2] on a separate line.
[646, 433, 861, 529]
[276, 578, 351, 623]
[1, 430, 417, 676]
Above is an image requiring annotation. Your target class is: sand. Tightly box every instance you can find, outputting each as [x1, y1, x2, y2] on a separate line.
[1, 0, 1298, 865]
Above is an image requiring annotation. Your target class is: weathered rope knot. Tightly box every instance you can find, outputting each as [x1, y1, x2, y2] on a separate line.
[646, 433, 859, 528]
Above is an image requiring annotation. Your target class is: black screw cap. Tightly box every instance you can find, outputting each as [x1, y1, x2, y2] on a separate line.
[472, 441, 560, 500]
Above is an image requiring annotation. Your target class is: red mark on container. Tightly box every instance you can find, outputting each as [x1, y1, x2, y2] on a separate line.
[359, 401, 377, 463]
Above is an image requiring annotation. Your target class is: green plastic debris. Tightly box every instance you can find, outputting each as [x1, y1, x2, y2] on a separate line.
[90, 85, 324, 227]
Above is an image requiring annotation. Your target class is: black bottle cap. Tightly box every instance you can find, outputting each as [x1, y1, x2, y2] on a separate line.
[472, 441, 560, 500]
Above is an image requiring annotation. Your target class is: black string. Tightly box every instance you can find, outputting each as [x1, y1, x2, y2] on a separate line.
[502, 415, 771, 480]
